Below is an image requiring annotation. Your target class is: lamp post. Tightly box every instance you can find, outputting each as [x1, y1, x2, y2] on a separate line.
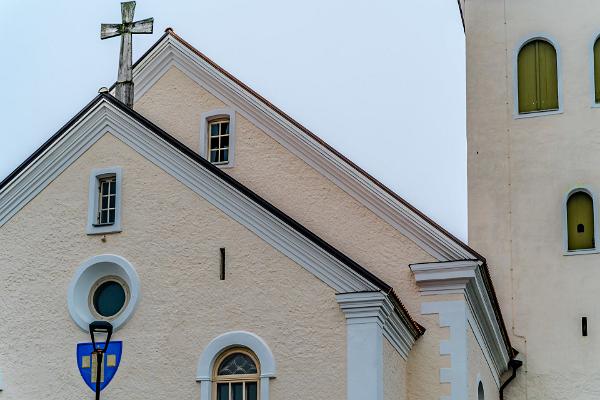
[89, 321, 113, 400]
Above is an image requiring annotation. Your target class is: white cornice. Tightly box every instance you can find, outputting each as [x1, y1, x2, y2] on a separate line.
[0, 98, 418, 350]
[410, 260, 510, 379]
[336, 292, 416, 359]
[129, 34, 476, 262]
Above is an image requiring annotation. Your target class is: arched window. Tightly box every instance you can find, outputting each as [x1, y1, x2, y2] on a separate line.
[213, 349, 259, 400]
[478, 381, 485, 400]
[567, 191, 595, 251]
[517, 39, 558, 113]
[594, 37, 600, 103]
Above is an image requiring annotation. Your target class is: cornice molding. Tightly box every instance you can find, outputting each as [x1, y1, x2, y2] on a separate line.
[336, 291, 416, 359]
[411, 260, 510, 378]
[129, 34, 476, 262]
[0, 98, 419, 350]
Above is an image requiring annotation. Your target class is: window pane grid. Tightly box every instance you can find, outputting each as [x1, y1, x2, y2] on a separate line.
[208, 120, 230, 164]
[97, 176, 116, 225]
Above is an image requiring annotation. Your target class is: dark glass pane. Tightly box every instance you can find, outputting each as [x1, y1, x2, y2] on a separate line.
[109, 180, 116, 194]
[210, 150, 218, 163]
[109, 195, 115, 209]
[218, 353, 257, 375]
[217, 383, 229, 400]
[211, 124, 220, 137]
[232, 383, 243, 400]
[221, 122, 230, 135]
[221, 149, 228, 162]
[93, 281, 126, 317]
[246, 382, 257, 400]
[210, 137, 220, 150]
[101, 181, 109, 195]
[100, 210, 109, 224]
[101, 196, 108, 209]
[221, 135, 229, 148]
[108, 209, 116, 224]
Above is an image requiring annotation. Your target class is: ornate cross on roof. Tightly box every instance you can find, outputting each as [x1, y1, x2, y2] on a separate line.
[101, 1, 153, 108]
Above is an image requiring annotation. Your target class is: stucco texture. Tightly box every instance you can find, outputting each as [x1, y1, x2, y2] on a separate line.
[466, 1, 600, 398]
[0, 133, 347, 399]
[133, 65, 454, 395]
[383, 337, 407, 400]
[467, 323, 498, 400]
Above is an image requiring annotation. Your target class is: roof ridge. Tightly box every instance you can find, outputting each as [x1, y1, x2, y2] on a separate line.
[161, 28, 485, 263]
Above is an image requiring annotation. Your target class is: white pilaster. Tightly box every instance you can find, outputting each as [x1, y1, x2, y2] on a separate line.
[336, 291, 392, 400]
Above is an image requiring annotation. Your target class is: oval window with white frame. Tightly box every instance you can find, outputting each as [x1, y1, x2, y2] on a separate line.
[68, 254, 140, 331]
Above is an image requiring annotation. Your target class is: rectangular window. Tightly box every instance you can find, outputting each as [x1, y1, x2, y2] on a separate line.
[96, 175, 116, 225]
[87, 167, 122, 235]
[208, 120, 230, 165]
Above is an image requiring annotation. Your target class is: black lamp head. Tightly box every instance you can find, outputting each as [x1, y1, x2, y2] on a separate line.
[89, 321, 113, 352]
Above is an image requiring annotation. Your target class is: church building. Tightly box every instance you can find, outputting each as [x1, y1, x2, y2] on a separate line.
[0, 2, 523, 400]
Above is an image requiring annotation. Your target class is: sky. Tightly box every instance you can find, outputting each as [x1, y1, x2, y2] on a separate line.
[0, 0, 467, 239]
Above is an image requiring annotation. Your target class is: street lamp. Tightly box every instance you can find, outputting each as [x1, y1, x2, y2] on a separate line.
[89, 321, 113, 400]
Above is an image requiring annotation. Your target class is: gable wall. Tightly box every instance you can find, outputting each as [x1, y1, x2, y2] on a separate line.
[133, 65, 456, 397]
[134, 66, 436, 315]
[0, 133, 346, 399]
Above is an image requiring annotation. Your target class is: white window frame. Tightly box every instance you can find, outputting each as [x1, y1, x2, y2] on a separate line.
[200, 109, 236, 168]
[513, 34, 563, 119]
[562, 187, 600, 255]
[87, 167, 123, 235]
[67, 254, 140, 332]
[590, 31, 600, 108]
[197, 331, 276, 400]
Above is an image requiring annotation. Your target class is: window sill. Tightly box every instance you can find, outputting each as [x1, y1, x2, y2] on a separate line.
[211, 161, 234, 169]
[563, 248, 600, 256]
[87, 224, 122, 235]
[514, 109, 562, 119]
[591, 103, 600, 109]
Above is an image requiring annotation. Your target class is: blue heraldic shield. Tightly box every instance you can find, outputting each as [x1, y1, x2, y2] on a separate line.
[76, 341, 123, 392]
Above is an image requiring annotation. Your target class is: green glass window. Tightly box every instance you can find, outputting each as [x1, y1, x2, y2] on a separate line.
[594, 38, 600, 103]
[518, 40, 559, 113]
[214, 350, 259, 400]
[567, 191, 595, 251]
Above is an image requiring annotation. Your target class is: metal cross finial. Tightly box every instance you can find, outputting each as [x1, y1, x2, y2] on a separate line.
[101, 1, 153, 107]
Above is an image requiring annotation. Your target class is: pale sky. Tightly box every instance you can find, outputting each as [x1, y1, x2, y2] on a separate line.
[0, 0, 467, 239]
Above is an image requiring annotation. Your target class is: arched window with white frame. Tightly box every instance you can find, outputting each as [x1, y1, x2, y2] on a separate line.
[197, 331, 276, 400]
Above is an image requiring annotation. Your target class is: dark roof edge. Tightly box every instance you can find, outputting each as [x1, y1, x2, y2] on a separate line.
[457, 0, 465, 32]
[0, 92, 423, 339]
[160, 29, 482, 262]
[0, 94, 104, 190]
[100, 93, 425, 338]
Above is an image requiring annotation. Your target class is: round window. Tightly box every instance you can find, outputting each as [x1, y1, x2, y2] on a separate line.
[89, 276, 130, 319]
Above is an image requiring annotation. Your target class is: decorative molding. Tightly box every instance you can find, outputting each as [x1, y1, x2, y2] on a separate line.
[0, 99, 374, 294]
[199, 108, 237, 168]
[129, 33, 477, 262]
[411, 260, 510, 381]
[422, 301, 468, 400]
[337, 292, 386, 400]
[336, 291, 415, 360]
[86, 166, 123, 235]
[196, 331, 275, 400]
[513, 34, 563, 119]
[562, 187, 599, 255]
[67, 254, 141, 332]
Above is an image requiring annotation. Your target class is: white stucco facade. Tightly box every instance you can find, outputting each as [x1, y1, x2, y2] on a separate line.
[0, 27, 511, 400]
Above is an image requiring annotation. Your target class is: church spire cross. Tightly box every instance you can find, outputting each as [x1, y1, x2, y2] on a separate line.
[101, 1, 153, 108]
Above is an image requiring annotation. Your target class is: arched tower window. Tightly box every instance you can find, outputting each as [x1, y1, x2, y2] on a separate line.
[567, 191, 595, 251]
[594, 37, 600, 103]
[517, 39, 558, 113]
[478, 381, 485, 400]
[213, 349, 260, 400]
